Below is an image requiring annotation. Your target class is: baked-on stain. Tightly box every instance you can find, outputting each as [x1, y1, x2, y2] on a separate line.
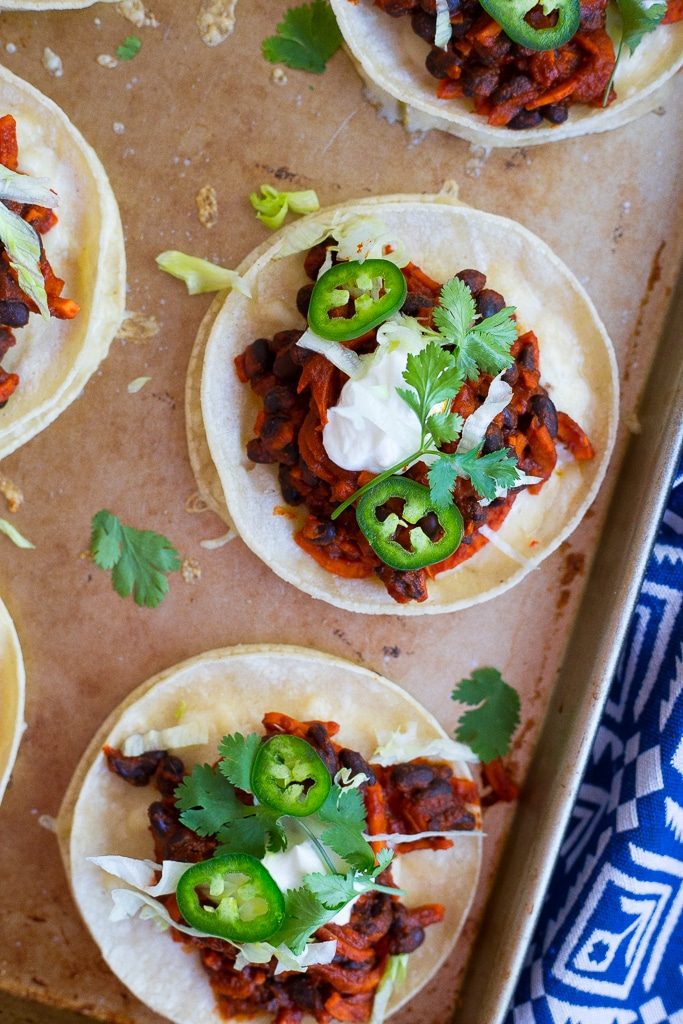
[557, 548, 586, 610]
[383, 644, 401, 658]
[624, 239, 666, 383]
[255, 163, 310, 184]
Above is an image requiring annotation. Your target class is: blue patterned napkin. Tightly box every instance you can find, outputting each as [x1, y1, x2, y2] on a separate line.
[507, 457, 683, 1023]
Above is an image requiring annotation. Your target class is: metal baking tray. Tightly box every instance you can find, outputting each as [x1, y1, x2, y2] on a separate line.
[0, 4, 681, 1023]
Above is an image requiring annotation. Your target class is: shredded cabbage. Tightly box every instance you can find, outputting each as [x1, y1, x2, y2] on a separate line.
[88, 855, 193, 897]
[478, 524, 533, 566]
[0, 204, 49, 318]
[365, 830, 483, 844]
[0, 517, 34, 550]
[250, 184, 320, 230]
[370, 954, 409, 1023]
[235, 940, 337, 975]
[121, 722, 209, 757]
[296, 327, 363, 379]
[0, 166, 58, 207]
[434, 0, 452, 48]
[372, 721, 478, 765]
[156, 251, 251, 297]
[456, 372, 513, 455]
[334, 767, 369, 789]
[274, 211, 407, 267]
[127, 376, 151, 394]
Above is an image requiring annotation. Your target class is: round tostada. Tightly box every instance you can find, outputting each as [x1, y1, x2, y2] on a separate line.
[189, 194, 618, 615]
[58, 644, 482, 1024]
[0, 595, 25, 804]
[0, 1, 115, 9]
[0, 66, 125, 460]
[329, 0, 683, 147]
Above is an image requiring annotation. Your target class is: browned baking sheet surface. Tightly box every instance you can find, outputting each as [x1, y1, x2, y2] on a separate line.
[0, 3, 681, 1023]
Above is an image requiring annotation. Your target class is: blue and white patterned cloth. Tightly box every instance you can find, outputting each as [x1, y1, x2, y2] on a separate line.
[508, 456, 683, 1024]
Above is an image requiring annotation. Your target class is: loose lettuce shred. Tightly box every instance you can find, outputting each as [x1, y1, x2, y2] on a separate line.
[121, 722, 209, 757]
[434, 0, 452, 49]
[296, 327, 363, 379]
[156, 251, 251, 297]
[0, 204, 49, 318]
[370, 954, 409, 1023]
[0, 166, 58, 208]
[0, 517, 35, 550]
[250, 184, 320, 230]
[275, 212, 407, 267]
[372, 721, 477, 765]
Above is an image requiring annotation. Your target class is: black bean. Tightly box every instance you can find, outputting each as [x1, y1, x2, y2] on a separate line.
[105, 748, 165, 786]
[462, 64, 500, 97]
[382, 0, 417, 14]
[264, 385, 297, 415]
[271, 329, 303, 354]
[0, 300, 29, 328]
[410, 8, 436, 41]
[287, 976, 325, 1014]
[501, 362, 519, 387]
[243, 338, 272, 380]
[246, 438, 276, 464]
[482, 424, 504, 454]
[456, 268, 486, 295]
[273, 348, 299, 382]
[542, 103, 569, 125]
[420, 0, 460, 12]
[425, 47, 461, 79]
[388, 924, 425, 954]
[390, 763, 435, 791]
[306, 723, 339, 776]
[417, 512, 441, 540]
[278, 465, 304, 505]
[148, 801, 178, 837]
[307, 519, 336, 545]
[476, 288, 506, 319]
[507, 108, 544, 131]
[530, 392, 558, 437]
[501, 405, 518, 430]
[518, 344, 536, 370]
[289, 342, 312, 368]
[296, 282, 315, 318]
[304, 240, 334, 280]
[339, 748, 376, 785]
[401, 291, 434, 316]
[492, 74, 533, 105]
[155, 754, 185, 796]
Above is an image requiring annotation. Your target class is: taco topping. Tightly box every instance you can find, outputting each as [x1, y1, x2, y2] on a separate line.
[98, 712, 479, 1022]
[372, 0, 683, 129]
[0, 114, 79, 407]
[235, 226, 594, 604]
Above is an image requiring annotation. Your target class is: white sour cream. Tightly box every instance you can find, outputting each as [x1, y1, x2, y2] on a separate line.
[262, 840, 358, 927]
[322, 318, 427, 473]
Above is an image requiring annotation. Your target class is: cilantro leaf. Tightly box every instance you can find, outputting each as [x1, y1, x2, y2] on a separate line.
[320, 824, 375, 871]
[432, 276, 516, 382]
[426, 410, 463, 446]
[175, 765, 241, 836]
[316, 783, 374, 870]
[617, 0, 667, 52]
[90, 510, 180, 609]
[451, 667, 520, 762]
[218, 732, 261, 792]
[215, 806, 287, 859]
[397, 342, 464, 426]
[454, 445, 521, 502]
[116, 35, 142, 61]
[317, 784, 367, 829]
[304, 848, 397, 909]
[272, 887, 332, 954]
[262, 0, 342, 74]
[427, 456, 459, 510]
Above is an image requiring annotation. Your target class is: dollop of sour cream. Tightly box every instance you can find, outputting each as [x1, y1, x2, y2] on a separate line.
[322, 317, 427, 474]
[262, 840, 358, 926]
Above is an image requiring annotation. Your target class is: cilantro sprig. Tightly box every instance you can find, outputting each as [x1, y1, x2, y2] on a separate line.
[451, 668, 520, 763]
[116, 35, 142, 61]
[90, 510, 181, 609]
[332, 275, 521, 518]
[262, 0, 342, 74]
[602, 0, 667, 105]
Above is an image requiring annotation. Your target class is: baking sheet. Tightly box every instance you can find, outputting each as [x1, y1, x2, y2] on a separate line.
[0, 3, 681, 1023]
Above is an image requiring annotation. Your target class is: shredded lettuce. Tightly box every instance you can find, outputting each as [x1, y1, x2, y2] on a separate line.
[235, 940, 337, 975]
[88, 856, 194, 897]
[127, 376, 151, 394]
[109, 888, 211, 936]
[274, 211, 407, 267]
[456, 372, 513, 455]
[365, 830, 483, 844]
[434, 0, 452, 49]
[156, 251, 251, 297]
[0, 203, 49, 318]
[121, 722, 209, 757]
[0, 166, 58, 208]
[370, 954, 409, 1023]
[334, 766, 369, 789]
[372, 721, 478, 765]
[0, 517, 35, 549]
[296, 327, 363, 379]
[250, 184, 320, 231]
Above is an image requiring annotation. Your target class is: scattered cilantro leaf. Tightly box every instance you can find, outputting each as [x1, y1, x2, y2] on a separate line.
[272, 887, 332, 954]
[427, 455, 459, 510]
[175, 765, 241, 836]
[218, 732, 261, 792]
[304, 848, 399, 909]
[451, 667, 520, 763]
[262, 0, 342, 74]
[433, 277, 516, 382]
[432, 277, 476, 349]
[116, 35, 142, 61]
[397, 342, 464, 425]
[426, 410, 463, 446]
[602, 0, 666, 104]
[215, 806, 287, 859]
[453, 445, 521, 502]
[90, 510, 180, 608]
